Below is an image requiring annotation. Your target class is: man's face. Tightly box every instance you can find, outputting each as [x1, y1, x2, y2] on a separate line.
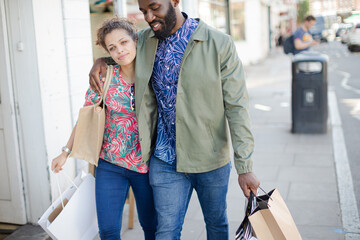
[305, 20, 316, 30]
[138, 0, 177, 39]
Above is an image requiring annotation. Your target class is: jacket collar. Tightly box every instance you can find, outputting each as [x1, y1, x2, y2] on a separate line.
[191, 19, 208, 42]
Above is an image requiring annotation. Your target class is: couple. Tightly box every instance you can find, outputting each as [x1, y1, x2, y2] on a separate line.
[52, 0, 259, 239]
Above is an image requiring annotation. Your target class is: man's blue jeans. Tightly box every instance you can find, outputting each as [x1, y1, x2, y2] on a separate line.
[95, 159, 157, 240]
[149, 156, 230, 240]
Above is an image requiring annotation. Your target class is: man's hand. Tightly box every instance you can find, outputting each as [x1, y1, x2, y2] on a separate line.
[310, 39, 320, 46]
[238, 172, 260, 198]
[89, 58, 107, 95]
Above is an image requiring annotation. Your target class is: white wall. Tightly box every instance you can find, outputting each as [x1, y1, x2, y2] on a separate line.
[182, 0, 198, 18]
[62, 0, 94, 126]
[31, 0, 74, 221]
[235, 0, 270, 65]
[61, 0, 94, 175]
[31, 0, 93, 220]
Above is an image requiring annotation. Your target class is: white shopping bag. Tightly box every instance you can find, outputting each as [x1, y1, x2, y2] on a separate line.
[38, 172, 99, 240]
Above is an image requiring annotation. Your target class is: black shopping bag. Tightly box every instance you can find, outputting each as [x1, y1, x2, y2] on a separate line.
[235, 191, 258, 240]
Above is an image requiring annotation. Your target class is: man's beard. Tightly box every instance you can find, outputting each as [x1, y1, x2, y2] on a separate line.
[151, 2, 177, 40]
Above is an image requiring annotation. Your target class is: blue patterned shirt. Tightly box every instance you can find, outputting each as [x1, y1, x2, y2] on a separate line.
[151, 14, 198, 165]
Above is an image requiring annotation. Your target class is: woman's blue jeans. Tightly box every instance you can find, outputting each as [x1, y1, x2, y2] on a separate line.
[95, 159, 157, 240]
[149, 156, 230, 240]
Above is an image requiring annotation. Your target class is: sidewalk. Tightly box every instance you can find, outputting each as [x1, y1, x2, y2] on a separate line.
[5, 49, 345, 240]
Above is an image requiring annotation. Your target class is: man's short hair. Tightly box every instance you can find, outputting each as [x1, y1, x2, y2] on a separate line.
[304, 15, 316, 22]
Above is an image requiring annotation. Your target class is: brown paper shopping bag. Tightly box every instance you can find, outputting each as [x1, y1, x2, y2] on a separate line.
[248, 188, 302, 240]
[69, 65, 113, 166]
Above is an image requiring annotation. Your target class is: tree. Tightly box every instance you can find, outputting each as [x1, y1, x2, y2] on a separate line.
[297, 0, 309, 24]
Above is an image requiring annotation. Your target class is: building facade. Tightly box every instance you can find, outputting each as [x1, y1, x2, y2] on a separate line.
[309, 0, 360, 16]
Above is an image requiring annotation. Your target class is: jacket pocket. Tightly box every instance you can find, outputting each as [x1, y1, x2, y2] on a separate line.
[205, 123, 216, 153]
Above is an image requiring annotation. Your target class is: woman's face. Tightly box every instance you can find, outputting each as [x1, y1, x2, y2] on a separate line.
[104, 29, 137, 67]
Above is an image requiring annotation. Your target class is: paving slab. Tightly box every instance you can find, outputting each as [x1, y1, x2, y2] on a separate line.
[296, 225, 345, 240]
[277, 166, 337, 183]
[288, 182, 339, 202]
[287, 200, 342, 227]
[4, 225, 49, 240]
[293, 153, 334, 167]
[253, 152, 295, 166]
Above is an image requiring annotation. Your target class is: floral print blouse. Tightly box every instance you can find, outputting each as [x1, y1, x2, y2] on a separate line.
[84, 65, 148, 173]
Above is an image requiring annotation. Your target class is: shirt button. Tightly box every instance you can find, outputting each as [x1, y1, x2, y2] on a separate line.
[167, 86, 170, 89]
[171, 122, 175, 125]
[167, 49, 171, 53]
[169, 104, 172, 107]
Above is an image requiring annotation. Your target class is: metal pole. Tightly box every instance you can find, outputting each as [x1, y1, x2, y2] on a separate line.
[114, 0, 127, 17]
[225, 0, 231, 35]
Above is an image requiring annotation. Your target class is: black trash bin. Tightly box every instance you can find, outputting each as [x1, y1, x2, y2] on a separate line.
[291, 51, 329, 133]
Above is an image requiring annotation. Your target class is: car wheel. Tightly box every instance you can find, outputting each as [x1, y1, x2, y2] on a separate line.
[348, 45, 354, 52]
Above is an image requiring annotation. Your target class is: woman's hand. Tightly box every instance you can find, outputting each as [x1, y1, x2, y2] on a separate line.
[89, 58, 108, 95]
[51, 152, 68, 173]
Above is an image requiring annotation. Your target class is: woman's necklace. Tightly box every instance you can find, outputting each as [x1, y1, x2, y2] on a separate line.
[120, 73, 135, 85]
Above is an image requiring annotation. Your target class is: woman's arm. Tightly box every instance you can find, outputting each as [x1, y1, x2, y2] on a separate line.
[53, 64, 106, 173]
[51, 124, 77, 173]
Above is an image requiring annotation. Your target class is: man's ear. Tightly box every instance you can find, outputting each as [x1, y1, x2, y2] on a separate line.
[172, 0, 180, 8]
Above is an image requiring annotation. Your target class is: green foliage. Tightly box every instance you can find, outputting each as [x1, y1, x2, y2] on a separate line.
[297, 0, 309, 23]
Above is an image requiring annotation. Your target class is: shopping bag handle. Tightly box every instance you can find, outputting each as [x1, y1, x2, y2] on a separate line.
[251, 186, 273, 209]
[258, 186, 272, 200]
[53, 170, 79, 209]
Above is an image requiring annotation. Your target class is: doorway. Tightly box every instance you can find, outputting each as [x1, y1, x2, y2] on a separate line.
[0, 0, 26, 224]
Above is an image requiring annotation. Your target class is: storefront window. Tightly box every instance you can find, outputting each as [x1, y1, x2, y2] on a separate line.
[198, 0, 228, 34]
[230, 0, 245, 41]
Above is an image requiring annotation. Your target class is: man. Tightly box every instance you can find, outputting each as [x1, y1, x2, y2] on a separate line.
[89, 0, 259, 239]
[294, 15, 319, 54]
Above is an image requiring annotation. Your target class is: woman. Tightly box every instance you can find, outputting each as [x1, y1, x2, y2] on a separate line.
[51, 17, 156, 240]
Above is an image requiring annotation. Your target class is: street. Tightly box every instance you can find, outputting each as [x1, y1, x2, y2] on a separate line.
[315, 41, 360, 213]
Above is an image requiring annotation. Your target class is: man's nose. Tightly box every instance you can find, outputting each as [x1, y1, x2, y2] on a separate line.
[144, 10, 155, 23]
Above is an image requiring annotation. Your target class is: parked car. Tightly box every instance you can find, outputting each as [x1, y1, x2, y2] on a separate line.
[348, 23, 360, 52]
[336, 23, 353, 38]
[341, 28, 351, 44]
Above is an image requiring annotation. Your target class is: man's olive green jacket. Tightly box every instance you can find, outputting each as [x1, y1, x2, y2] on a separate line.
[135, 19, 254, 174]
